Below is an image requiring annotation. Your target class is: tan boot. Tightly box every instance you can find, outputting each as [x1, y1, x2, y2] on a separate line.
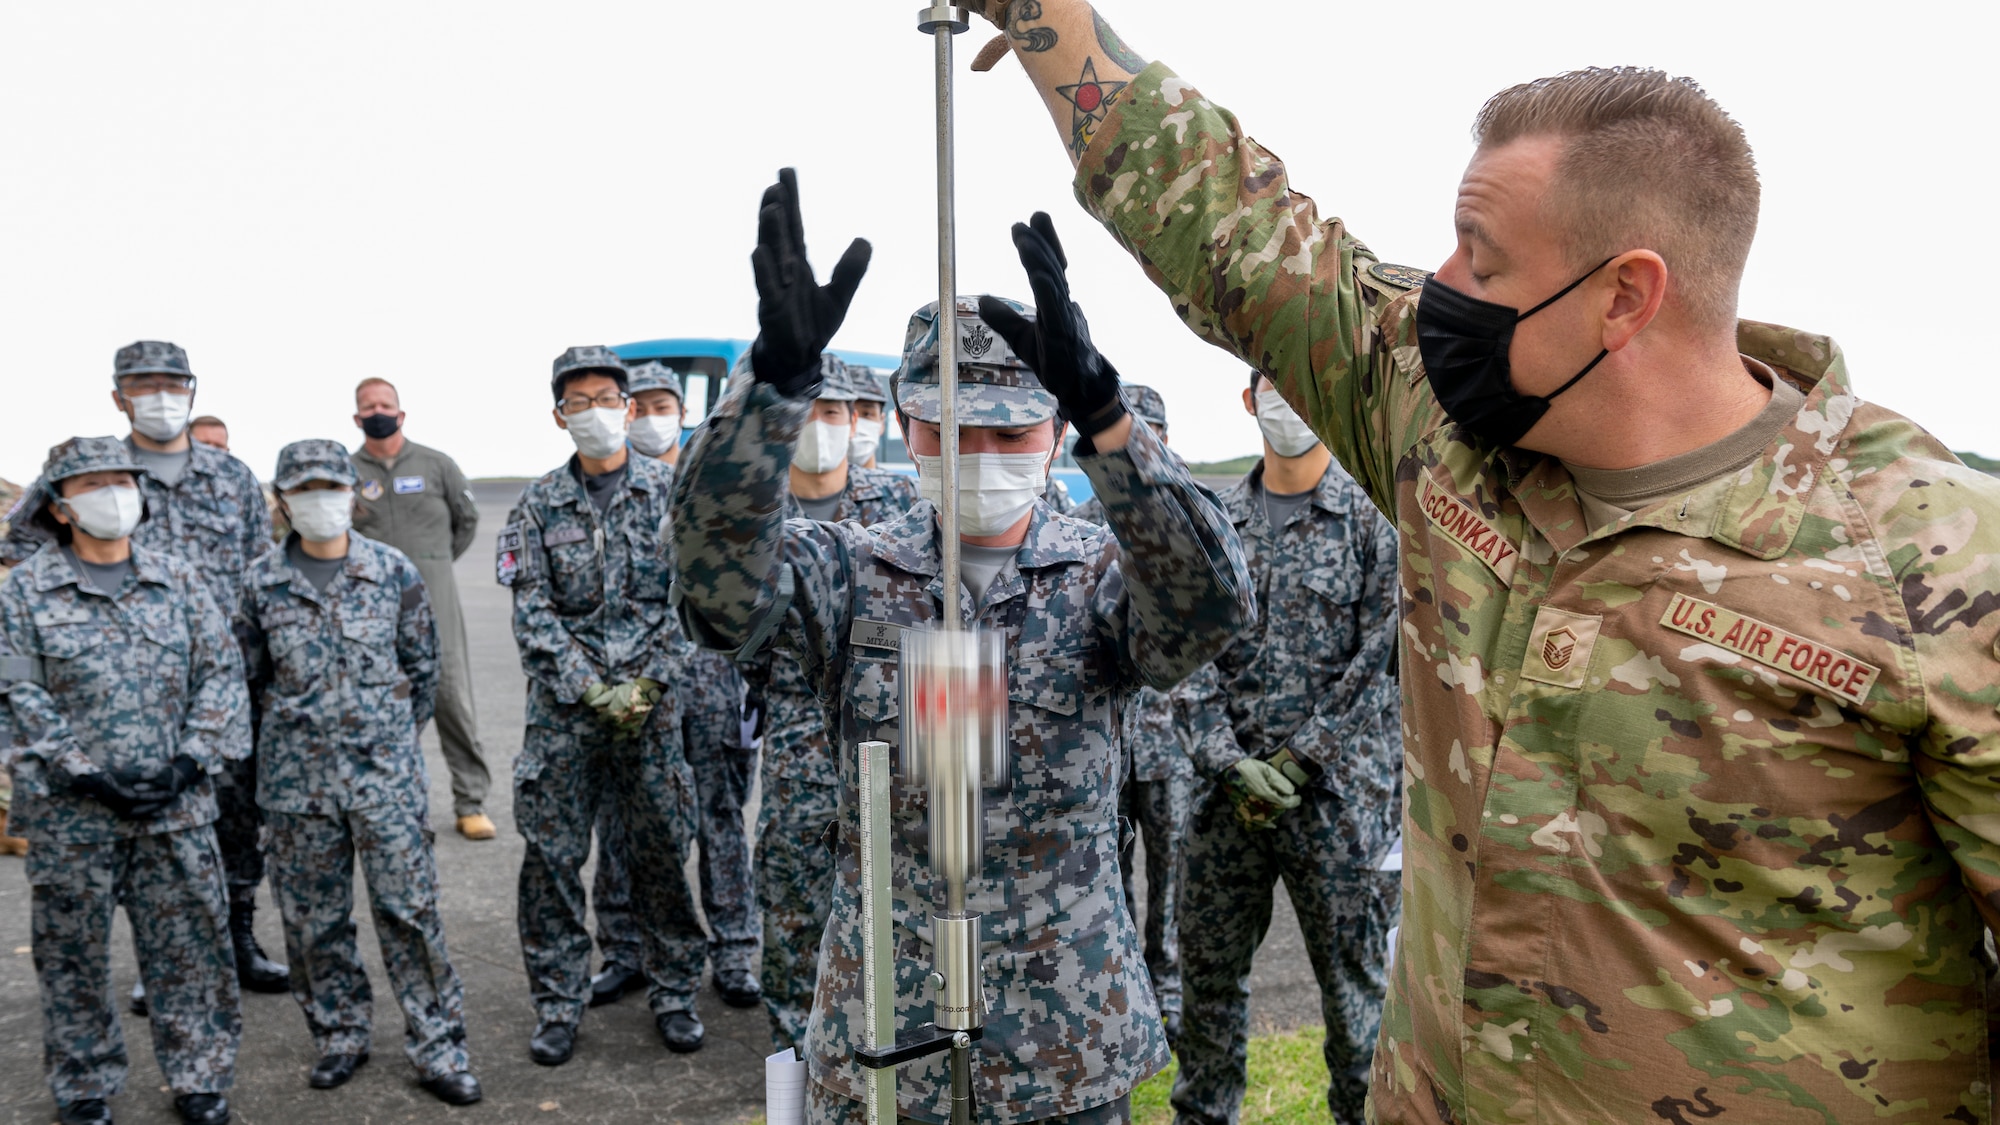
[456, 813, 497, 840]
[0, 808, 26, 856]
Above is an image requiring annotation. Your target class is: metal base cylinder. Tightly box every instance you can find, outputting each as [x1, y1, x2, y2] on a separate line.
[933, 911, 983, 1031]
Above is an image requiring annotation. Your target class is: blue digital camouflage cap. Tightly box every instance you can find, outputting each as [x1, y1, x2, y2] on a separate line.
[1125, 383, 1167, 429]
[273, 439, 359, 492]
[551, 345, 629, 401]
[850, 366, 890, 405]
[113, 340, 192, 382]
[892, 296, 1057, 426]
[43, 436, 146, 484]
[816, 353, 858, 403]
[627, 360, 684, 401]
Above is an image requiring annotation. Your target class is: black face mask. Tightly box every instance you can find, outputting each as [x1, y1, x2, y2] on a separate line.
[360, 413, 401, 440]
[1416, 257, 1615, 448]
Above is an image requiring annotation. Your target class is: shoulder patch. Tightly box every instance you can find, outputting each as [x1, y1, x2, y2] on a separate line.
[1368, 262, 1432, 290]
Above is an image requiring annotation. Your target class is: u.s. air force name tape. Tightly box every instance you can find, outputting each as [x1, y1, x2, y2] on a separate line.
[1660, 591, 1882, 705]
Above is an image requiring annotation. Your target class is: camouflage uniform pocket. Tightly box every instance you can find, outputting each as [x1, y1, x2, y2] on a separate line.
[340, 612, 402, 685]
[23, 838, 110, 891]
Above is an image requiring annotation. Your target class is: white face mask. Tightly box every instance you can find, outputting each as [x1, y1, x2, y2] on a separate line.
[628, 413, 682, 457]
[848, 418, 885, 466]
[285, 489, 354, 542]
[914, 450, 1051, 537]
[60, 483, 145, 541]
[564, 406, 628, 460]
[793, 419, 852, 474]
[127, 391, 193, 442]
[1255, 387, 1322, 458]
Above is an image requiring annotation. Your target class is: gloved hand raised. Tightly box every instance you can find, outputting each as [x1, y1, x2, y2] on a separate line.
[1223, 757, 1302, 831]
[979, 213, 1127, 439]
[750, 168, 872, 398]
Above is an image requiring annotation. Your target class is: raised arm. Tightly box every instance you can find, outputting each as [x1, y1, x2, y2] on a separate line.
[973, 1, 1431, 515]
[968, 1, 1145, 163]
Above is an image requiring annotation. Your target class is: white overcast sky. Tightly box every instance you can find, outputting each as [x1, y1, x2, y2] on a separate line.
[3, 3, 1991, 485]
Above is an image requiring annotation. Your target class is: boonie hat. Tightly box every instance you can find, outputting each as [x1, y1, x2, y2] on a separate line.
[1125, 384, 1168, 429]
[273, 439, 359, 492]
[627, 361, 685, 401]
[114, 340, 193, 382]
[892, 296, 1056, 426]
[551, 346, 629, 401]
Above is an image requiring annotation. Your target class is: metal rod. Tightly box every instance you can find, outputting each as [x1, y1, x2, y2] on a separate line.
[949, 1034, 975, 1125]
[858, 740, 897, 1125]
[931, 8, 962, 632]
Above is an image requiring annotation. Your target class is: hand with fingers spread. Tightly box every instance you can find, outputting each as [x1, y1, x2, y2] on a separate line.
[750, 168, 872, 398]
[979, 212, 1127, 438]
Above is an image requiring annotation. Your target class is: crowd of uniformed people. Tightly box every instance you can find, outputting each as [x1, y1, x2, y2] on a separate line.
[0, 278, 1401, 1125]
[10, 4, 1998, 1125]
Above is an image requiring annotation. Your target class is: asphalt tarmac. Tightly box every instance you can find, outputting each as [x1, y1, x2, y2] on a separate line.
[0, 482, 1324, 1125]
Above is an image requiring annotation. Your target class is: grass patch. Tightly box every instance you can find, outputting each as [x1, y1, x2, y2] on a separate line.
[743, 1026, 1330, 1124]
[1132, 1025, 1329, 1124]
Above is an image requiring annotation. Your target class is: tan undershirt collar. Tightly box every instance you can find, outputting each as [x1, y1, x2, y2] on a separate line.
[1567, 358, 1804, 530]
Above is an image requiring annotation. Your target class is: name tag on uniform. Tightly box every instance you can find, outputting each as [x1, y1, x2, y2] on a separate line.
[33, 608, 90, 628]
[851, 619, 902, 651]
[544, 527, 588, 547]
[1418, 468, 1519, 584]
[393, 475, 426, 494]
[1660, 592, 1882, 705]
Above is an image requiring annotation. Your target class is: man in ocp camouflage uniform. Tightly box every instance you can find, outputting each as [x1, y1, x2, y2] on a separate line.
[672, 170, 1253, 1123]
[588, 359, 763, 1014]
[4, 341, 288, 1000]
[1172, 373, 1403, 1125]
[500, 345, 707, 1062]
[978, 3, 2000, 1120]
[240, 440, 480, 1105]
[1072, 384, 1195, 1047]
[0, 436, 244, 1125]
[746, 355, 916, 1056]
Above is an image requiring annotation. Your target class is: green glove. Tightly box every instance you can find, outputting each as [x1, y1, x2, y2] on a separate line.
[1267, 746, 1314, 789]
[603, 677, 664, 734]
[1225, 757, 1301, 831]
[581, 682, 614, 711]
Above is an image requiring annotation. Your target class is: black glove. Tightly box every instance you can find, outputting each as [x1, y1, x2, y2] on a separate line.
[979, 212, 1126, 441]
[110, 755, 204, 819]
[70, 770, 153, 820]
[749, 168, 872, 398]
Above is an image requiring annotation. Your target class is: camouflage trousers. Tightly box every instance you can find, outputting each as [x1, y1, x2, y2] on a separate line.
[214, 750, 266, 896]
[807, 1079, 1132, 1125]
[757, 774, 839, 1055]
[1118, 769, 1192, 1018]
[1170, 785, 1399, 1125]
[27, 826, 242, 1103]
[265, 797, 470, 1079]
[516, 704, 703, 1025]
[594, 651, 758, 983]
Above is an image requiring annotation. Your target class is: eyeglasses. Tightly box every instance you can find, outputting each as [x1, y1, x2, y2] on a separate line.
[118, 376, 196, 397]
[560, 392, 629, 416]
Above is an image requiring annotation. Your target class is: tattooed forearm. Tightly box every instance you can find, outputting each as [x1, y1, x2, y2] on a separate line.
[1056, 57, 1129, 158]
[1007, 0, 1058, 52]
[1092, 11, 1148, 73]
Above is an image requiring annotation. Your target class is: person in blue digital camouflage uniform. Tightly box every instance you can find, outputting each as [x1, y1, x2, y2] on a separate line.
[0, 436, 245, 1125]
[240, 439, 480, 1105]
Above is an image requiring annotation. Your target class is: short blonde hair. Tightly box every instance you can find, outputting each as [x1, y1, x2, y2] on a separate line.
[355, 376, 399, 405]
[1474, 67, 1758, 331]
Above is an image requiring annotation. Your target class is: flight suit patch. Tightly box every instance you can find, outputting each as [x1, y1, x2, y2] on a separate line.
[360, 480, 385, 501]
[393, 475, 426, 494]
[1523, 607, 1601, 689]
[1660, 592, 1881, 705]
[1418, 468, 1519, 584]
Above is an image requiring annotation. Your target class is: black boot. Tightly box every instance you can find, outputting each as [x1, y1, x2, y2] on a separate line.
[229, 898, 289, 993]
